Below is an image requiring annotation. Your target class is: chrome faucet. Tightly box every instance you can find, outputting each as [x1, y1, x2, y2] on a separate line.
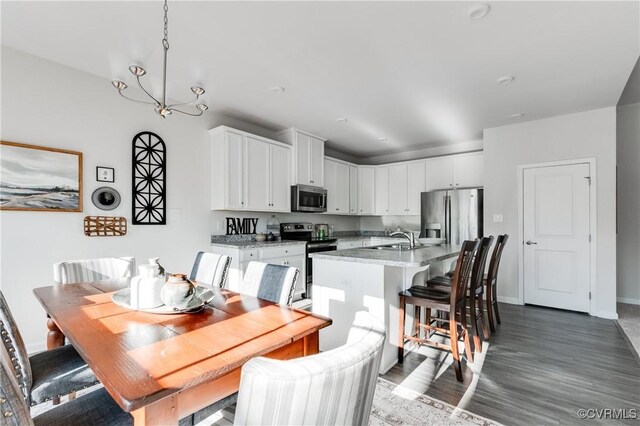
[390, 228, 416, 249]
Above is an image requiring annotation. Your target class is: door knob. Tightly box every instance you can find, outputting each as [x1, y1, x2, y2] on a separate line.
[525, 240, 538, 245]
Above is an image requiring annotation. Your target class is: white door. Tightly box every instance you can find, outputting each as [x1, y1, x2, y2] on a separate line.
[375, 167, 389, 215]
[523, 163, 591, 312]
[349, 165, 358, 215]
[388, 164, 408, 215]
[244, 136, 270, 210]
[269, 144, 290, 211]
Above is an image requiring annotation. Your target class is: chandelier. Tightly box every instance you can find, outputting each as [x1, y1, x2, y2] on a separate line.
[111, 0, 208, 118]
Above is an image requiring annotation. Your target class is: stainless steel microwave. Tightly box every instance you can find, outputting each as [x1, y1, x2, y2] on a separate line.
[291, 185, 327, 213]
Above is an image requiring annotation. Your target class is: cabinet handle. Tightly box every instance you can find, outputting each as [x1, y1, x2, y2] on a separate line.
[336, 208, 339, 211]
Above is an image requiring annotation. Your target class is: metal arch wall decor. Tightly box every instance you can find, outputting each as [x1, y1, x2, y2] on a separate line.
[132, 131, 166, 225]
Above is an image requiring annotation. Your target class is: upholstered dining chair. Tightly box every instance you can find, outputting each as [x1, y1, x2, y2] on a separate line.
[0, 354, 132, 426]
[0, 291, 98, 407]
[233, 311, 386, 426]
[189, 252, 231, 288]
[239, 261, 299, 306]
[53, 256, 136, 285]
[186, 261, 301, 423]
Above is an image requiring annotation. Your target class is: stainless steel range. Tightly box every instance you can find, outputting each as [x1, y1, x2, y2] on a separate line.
[280, 222, 337, 298]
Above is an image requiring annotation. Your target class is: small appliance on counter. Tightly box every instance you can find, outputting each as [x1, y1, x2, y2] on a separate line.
[315, 224, 329, 239]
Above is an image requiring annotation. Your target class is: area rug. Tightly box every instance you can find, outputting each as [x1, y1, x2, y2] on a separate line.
[370, 378, 501, 426]
[616, 302, 640, 363]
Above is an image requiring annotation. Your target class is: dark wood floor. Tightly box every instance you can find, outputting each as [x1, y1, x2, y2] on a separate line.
[383, 303, 640, 425]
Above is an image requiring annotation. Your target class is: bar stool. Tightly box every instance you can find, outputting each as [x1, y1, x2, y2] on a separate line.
[485, 234, 509, 332]
[398, 239, 479, 382]
[427, 236, 494, 353]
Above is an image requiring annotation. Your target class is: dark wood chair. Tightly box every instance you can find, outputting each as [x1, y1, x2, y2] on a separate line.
[398, 239, 479, 382]
[485, 234, 509, 332]
[427, 237, 494, 353]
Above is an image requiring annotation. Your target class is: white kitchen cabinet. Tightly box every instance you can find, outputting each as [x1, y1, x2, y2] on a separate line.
[407, 162, 426, 214]
[269, 144, 291, 211]
[210, 126, 291, 212]
[324, 158, 350, 215]
[453, 152, 483, 188]
[211, 244, 306, 300]
[426, 157, 454, 191]
[278, 128, 326, 187]
[388, 164, 408, 215]
[375, 166, 389, 215]
[245, 136, 270, 211]
[358, 167, 375, 215]
[349, 165, 358, 215]
[324, 159, 337, 212]
[426, 153, 483, 190]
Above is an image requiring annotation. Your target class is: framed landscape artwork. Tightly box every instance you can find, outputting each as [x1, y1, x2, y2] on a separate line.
[0, 141, 83, 212]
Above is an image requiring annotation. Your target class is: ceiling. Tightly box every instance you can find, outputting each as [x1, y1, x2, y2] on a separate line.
[2, 1, 639, 159]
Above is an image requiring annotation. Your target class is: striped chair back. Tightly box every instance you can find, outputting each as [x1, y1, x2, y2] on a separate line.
[234, 311, 386, 426]
[240, 261, 299, 306]
[0, 291, 32, 401]
[53, 257, 136, 284]
[189, 252, 231, 288]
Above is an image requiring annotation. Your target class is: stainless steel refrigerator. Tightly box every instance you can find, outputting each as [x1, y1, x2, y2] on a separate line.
[419, 189, 483, 244]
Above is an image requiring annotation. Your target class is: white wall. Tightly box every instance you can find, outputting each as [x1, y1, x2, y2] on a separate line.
[0, 48, 361, 352]
[616, 102, 640, 304]
[483, 108, 618, 318]
[1, 48, 213, 351]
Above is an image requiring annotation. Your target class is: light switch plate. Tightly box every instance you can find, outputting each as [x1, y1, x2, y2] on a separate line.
[492, 214, 504, 223]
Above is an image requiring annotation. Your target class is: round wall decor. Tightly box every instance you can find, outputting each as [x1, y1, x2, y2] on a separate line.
[92, 187, 121, 211]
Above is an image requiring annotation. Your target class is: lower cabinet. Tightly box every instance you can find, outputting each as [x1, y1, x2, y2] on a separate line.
[211, 244, 307, 301]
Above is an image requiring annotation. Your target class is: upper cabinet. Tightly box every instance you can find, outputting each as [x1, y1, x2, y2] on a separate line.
[349, 165, 358, 215]
[324, 158, 350, 214]
[278, 128, 326, 187]
[358, 167, 375, 215]
[388, 162, 425, 215]
[210, 126, 291, 212]
[374, 166, 389, 215]
[426, 152, 483, 190]
[453, 153, 483, 188]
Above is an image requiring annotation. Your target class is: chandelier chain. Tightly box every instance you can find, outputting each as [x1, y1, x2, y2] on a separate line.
[163, 0, 169, 49]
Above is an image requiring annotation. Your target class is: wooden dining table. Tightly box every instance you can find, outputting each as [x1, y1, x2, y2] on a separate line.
[33, 280, 332, 425]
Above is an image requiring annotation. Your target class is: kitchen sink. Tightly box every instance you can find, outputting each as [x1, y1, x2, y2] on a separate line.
[365, 244, 413, 251]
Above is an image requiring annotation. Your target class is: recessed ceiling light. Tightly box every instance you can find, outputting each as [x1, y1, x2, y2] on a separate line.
[511, 113, 524, 119]
[270, 86, 285, 94]
[497, 76, 515, 85]
[469, 3, 491, 20]
[336, 118, 348, 124]
[378, 137, 388, 142]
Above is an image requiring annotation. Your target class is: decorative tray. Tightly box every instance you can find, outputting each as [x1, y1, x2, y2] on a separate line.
[112, 286, 215, 314]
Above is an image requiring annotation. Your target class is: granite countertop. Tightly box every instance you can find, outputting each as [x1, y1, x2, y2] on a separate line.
[210, 239, 306, 249]
[309, 244, 461, 267]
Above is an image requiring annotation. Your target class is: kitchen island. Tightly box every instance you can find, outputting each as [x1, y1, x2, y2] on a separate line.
[309, 244, 460, 373]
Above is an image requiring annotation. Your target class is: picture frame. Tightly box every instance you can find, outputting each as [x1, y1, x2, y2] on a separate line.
[96, 166, 115, 183]
[0, 141, 83, 212]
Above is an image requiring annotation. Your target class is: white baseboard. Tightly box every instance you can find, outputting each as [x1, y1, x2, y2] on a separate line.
[617, 297, 640, 305]
[26, 341, 46, 355]
[497, 296, 521, 305]
[595, 310, 619, 320]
